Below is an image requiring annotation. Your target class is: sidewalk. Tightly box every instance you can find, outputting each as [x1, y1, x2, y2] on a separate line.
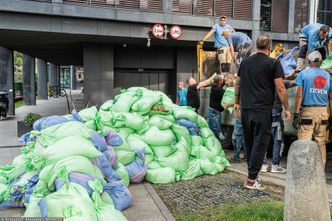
[0, 91, 175, 221]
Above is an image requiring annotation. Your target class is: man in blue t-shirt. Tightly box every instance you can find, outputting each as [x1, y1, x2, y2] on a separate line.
[223, 30, 253, 68]
[176, 81, 188, 106]
[201, 16, 234, 74]
[296, 23, 330, 72]
[293, 51, 332, 165]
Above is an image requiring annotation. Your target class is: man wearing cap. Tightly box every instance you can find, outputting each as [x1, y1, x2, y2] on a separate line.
[200, 16, 235, 74]
[176, 81, 188, 106]
[223, 30, 253, 68]
[293, 51, 332, 165]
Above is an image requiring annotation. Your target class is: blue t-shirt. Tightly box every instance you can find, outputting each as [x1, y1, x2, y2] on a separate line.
[300, 23, 327, 51]
[328, 28, 332, 40]
[294, 67, 332, 106]
[177, 88, 188, 106]
[212, 24, 233, 49]
[227, 32, 252, 51]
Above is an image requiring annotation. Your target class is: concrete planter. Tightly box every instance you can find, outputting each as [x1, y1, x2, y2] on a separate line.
[17, 120, 32, 137]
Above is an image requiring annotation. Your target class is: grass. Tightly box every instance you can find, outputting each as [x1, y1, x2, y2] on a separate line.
[15, 100, 23, 109]
[173, 200, 284, 221]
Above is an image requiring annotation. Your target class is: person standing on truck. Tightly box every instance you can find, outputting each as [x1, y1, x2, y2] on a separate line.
[176, 81, 188, 106]
[186, 74, 217, 113]
[295, 23, 330, 72]
[261, 80, 294, 173]
[207, 75, 225, 138]
[223, 30, 253, 68]
[235, 35, 290, 190]
[200, 16, 235, 74]
[293, 51, 332, 165]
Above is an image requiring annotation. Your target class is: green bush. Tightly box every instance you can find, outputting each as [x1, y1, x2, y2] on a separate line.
[24, 113, 42, 127]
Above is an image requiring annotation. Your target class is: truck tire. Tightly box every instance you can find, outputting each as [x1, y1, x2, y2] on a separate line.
[219, 125, 234, 149]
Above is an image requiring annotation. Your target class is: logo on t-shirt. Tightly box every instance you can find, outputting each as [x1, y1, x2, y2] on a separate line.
[314, 76, 326, 89]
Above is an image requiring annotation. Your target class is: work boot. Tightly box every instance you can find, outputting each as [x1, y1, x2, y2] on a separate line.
[296, 58, 306, 72]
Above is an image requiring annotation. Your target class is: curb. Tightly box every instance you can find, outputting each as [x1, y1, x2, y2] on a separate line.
[143, 182, 177, 221]
[0, 145, 21, 149]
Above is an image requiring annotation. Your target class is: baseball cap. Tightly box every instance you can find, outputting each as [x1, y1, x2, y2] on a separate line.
[308, 51, 322, 62]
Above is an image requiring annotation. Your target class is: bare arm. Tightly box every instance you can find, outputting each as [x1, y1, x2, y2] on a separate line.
[275, 78, 290, 120]
[230, 44, 235, 61]
[202, 29, 215, 42]
[235, 77, 240, 104]
[294, 86, 303, 114]
[197, 75, 215, 89]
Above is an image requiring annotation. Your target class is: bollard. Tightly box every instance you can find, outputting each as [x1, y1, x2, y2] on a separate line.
[284, 140, 330, 221]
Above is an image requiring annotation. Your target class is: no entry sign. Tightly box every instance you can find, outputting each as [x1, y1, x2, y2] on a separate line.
[170, 25, 182, 40]
[152, 24, 165, 39]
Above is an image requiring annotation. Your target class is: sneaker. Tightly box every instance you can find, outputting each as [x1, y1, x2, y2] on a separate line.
[243, 178, 266, 190]
[271, 165, 286, 173]
[229, 158, 241, 163]
[260, 164, 269, 173]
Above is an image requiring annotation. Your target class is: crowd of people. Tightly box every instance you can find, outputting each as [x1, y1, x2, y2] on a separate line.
[176, 16, 332, 190]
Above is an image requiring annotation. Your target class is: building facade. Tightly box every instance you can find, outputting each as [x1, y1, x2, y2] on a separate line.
[0, 0, 312, 110]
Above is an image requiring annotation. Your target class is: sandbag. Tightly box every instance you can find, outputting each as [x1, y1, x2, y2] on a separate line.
[89, 131, 108, 152]
[151, 114, 176, 123]
[24, 195, 42, 217]
[117, 128, 134, 141]
[85, 120, 97, 130]
[131, 94, 161, 115]
[103, 146, 118, 169]
[116, 150, 136, 166]
[100, 100, 114, 111]
[127, 134, 153, 154]
[171, 124, 192, 147]
[191, 145, 217, 162]
[141, 126, 176, 146]
[93, 155, 121, 182]
[197, 115, 208, 128]
[125, 148, 147, 184]
[146, 161, 162, 169]
[203, 136, 222, 156]
[154, 91, 174, 107]
[321, 52, 332, 69]
[148, 115, 173, 130]
[112, 90, 142, 113]
[221, 87, 235, 113]
[181, 159, 203, 180]
[173, 106, 198, 122]
[199, 159, 218, 175]
[104, 131, 123, 147]
[33, 116, 70, 131]
[151, 145, 176, 159]
[78, 106, 98, 122]
[116, 163, 130, 187]
[281, 46, 299, 77]
[99, 110, 113, 127]
[176, 119, 200, 136]
[200, 127, 214, 138]
[191, 136, 203, 146]
[111, 112, 145, 131]
[144, 154, 154, 165]
[145, 167, 176, 184]
[103, 181, 133, 211]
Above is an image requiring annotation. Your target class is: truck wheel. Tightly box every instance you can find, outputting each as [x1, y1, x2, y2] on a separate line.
[219, 125, 234, 149]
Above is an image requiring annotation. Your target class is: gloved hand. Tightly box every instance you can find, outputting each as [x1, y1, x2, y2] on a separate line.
[198, 40, 204, 45]
[293, 113, 299, 129]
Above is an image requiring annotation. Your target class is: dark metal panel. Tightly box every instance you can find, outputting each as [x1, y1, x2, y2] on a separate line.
[234, 0, 252, 20]
[215, 0, 233, 17]
[194, 0, 213, 16]
[271, 0, 289, 33]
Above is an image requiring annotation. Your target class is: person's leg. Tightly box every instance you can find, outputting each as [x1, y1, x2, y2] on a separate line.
[207, 107, 221, 138]
[241, 110, 254, 168]
[313, 108, 328, 165]
[225, 46, 231, 72]
[231, 118, 242, 162]
[298, 107, 315, 141]
[296, 34, 308, 71]
[218, 48, 227, 74]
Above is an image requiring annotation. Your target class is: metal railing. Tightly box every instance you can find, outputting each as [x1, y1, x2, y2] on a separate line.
[317, 10, 332, 27]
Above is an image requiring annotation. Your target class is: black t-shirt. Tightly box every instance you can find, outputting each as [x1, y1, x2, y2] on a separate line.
[238, 52, 284, 112]
[273, 80, 290, 113]
[187, 83, 200, 110]
[209, 85, 225, 112]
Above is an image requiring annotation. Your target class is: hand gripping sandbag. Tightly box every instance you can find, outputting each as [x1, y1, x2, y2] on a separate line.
[181, 159, 203, 181]
[88, 180, 128, 221]
[141, 126, 176, 146]
[113, 90, 142, 113]
[38, 136, 101, 164]
[125, 148, 147, 184]
[148, 115, 173, 130]
[103, 181, 133, 211]
[131, 93, 161, 115]
[173, 106, 198, 122]
[145, 167, 176, 184]
[33, 116, 70, 131]
[127, 134, 153, 154]
[116, 163, 130, 187]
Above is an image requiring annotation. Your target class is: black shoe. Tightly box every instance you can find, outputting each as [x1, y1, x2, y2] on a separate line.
[229, 158, 241, 163]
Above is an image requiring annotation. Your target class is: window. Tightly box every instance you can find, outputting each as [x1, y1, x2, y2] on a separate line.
[317, 0, 332, 27]
[260, 0, 272, 31]
[294, 0, 308, 33]
[271, 0, 289, 33]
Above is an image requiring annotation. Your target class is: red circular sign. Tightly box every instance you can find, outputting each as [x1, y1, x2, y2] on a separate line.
[170, 25, 183, 40]
[314, 76, 327, 89]
[152, 24, 165, 39]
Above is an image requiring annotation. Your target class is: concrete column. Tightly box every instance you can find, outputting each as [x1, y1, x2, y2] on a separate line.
[22, 54, 36, 105]
[0, 47, 14, 115]
[288, 0, 296, 34]
[56, 65, 60, 89]
[49, 63, 57, 87]
[251, 0, 261, 48]
[70, 65, 77, 90]
[37, 59, 48, 100]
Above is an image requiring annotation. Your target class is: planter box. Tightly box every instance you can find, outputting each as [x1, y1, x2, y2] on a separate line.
[17, 120, 32, 137]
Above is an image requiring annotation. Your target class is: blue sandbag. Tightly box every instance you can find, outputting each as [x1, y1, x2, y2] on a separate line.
[281, 47, 299, 77]
[33, 116, 70, 131]
[103, 146, 118, 170]
[19, 132, 33, 145]
[92, 155, 121, 182]
[71, 110, 83, 122]
[89, 131, 108, 152]
[0, 201, 23, 209]
[103, 181, 132, 211]
[125, 148, 147, 184]
[177, 119, 200, 135]
[104, 131, 124, 147]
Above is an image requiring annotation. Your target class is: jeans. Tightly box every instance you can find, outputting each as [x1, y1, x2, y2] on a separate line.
[242, 109, 272, 180]
[263, 111, 284, 165]
[208, 107, 222, 137]
[232, 117, 245, 161]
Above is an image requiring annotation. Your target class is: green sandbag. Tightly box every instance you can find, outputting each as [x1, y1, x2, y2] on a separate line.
[111, 113, 144, 131]
[99, 110, 112, 127]
[40, 182, 97, 221]
[116, 163, 130, 187]
[101, 191, 114, 205]
[78, 106, 98, 122]
[24, 195, 42, 217]
[147, 161, 162, 169]
[127, 134, 153, 154]
[151, 114, 176, 123]
[321, 52, 332, 69]
[32, 121, 91, 147]
[100, 100, 114, 111]
[216, 154, 231, 168]
[112, 91, 141, 113]
[197, 115, 208, 128]
[148, 115, 173, 130]
[144, 154, 154, 165]
[84, 120, 97, 130]
[151, 145, 176, 159]
[0, 163, 26, 182]
[37, 156, 105, 194]
[191, 145, 217, 162]
[141, 126, 176, 146]
[145, 167, 176, 184]
[171, 124, 192, 147]
[203, 136, 222, 156]
[135, 121, 150, 135]
[157, 138, 189, 171]
[117, 128, 134, 140]
[200, 127, 214, 138]
[191, 136, 203, 146]
[131, 95, 161, 115]
[173, 106, 198, 122]
[12, 154, 25, 167]
[0, 183, 9, 202]
[12, 171, 38, 187]
[116, 150, 136, 165]
[221, 87, 235, 113]
[39, 136, 101, 164]
[154, 91, 174, 107]
[199, 159, 218, 175]
[181, 159, 203, 180]
[214, 157, 226, 172]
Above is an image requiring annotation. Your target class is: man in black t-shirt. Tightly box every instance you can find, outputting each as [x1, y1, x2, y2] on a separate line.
[235, 35, 290, 190]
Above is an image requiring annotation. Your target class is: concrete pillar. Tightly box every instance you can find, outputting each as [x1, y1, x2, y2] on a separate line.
[288, 0, 296, 34]
[49, 63, 57, 87]
[0, 47, 14, 115]
[37, 59, 48, 100]
[251, 0, 261, 49]
[56, 65, 60, 89]
[70, 65, 77, 90]
[22, 54, 36, 105]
